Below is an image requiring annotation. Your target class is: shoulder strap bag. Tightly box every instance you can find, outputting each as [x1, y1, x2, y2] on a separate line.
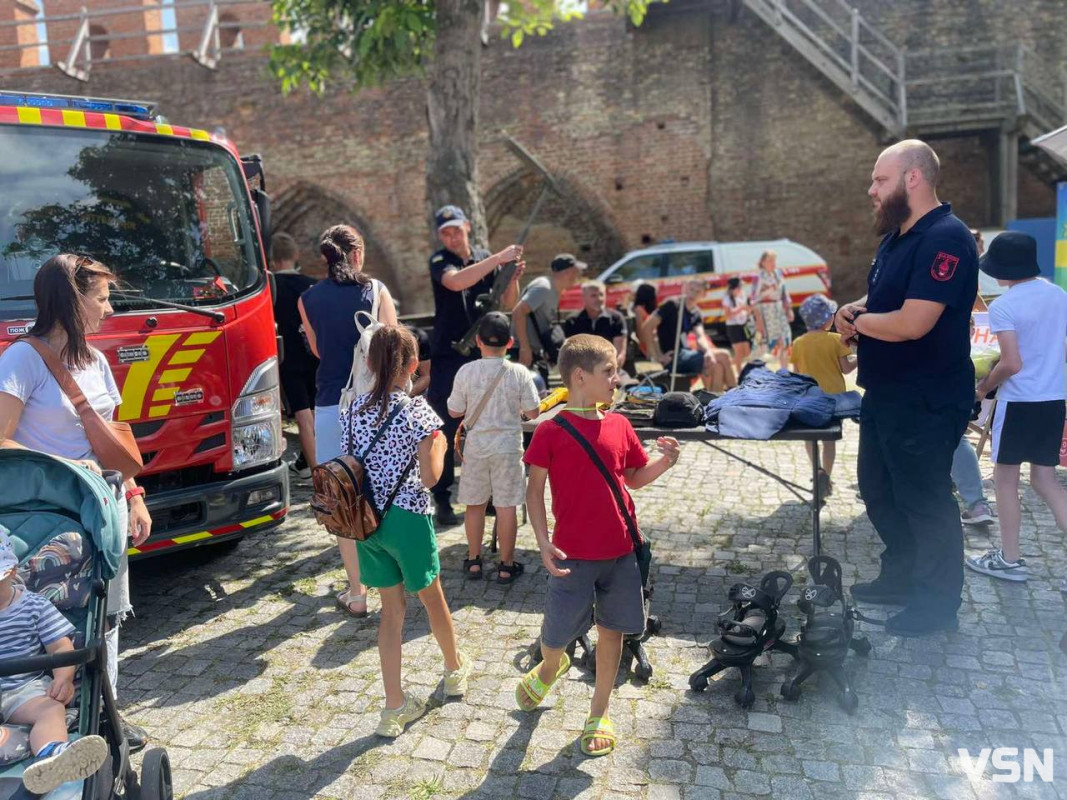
[552, 414, 651, 584]
[25, 337, 143, 481]
[454, 362, 508, 465]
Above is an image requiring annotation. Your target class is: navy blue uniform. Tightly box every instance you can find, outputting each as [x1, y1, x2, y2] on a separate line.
[856, 203, 978, 618]
[427, 245, 495, 505]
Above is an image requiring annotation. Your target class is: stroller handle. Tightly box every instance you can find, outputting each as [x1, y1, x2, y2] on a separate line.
[0, 643, 98, 678]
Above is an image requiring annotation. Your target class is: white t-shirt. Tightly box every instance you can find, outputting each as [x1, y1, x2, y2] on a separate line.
[447, 358, 540, 459]
[988, 278, 1067, 402]
[0, 340, 122, 461]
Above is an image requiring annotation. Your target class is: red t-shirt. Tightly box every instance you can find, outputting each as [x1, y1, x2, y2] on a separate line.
[523, 411, 650, 560]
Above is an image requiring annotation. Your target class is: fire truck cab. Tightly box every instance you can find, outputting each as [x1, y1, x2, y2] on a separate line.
[0, 92, 288, 557]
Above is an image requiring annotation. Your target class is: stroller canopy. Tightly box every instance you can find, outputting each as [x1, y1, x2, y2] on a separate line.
[0, 450, 124, 579]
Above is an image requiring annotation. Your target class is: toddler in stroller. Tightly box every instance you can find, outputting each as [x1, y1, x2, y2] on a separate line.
[0, 451, 171, 800]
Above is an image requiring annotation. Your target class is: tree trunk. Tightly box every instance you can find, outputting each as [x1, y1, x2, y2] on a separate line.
[426, 0, 487, 247]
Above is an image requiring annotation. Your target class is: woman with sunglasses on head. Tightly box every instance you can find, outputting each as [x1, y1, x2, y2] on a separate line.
[0, 253, 151, 752]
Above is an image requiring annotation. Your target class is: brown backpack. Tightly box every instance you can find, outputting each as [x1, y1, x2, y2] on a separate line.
[311, 399, 414, 541]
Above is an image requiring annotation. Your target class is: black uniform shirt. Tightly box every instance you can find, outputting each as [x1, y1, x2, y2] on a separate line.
[653, 298, 701, 354]
[429, 245, 493, 359]
[273, 271, 318, 372]
[857, 203, 977, 406]
[563, 308, 627, 343]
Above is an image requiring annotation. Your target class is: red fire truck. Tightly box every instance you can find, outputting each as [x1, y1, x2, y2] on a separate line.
[0, 92, 288, 557]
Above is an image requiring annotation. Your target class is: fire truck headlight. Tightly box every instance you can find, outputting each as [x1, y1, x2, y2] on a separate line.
[232, 358, 284, 471]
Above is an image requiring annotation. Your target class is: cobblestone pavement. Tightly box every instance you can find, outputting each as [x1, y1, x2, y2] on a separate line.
[121, 423, 1067, 799]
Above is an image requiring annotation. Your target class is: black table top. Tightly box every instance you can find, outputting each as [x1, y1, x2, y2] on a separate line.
[522, 404, 843, 442]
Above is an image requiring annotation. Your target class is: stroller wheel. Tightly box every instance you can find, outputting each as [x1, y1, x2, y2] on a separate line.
[734, 687, 755, 708]
[584, 645, 598, 673]
[688, 673, 708, 692]
[139, 748, 173, 800]
[850, 637, 872, 657]
[780, 679, 801, 702]
[634, 660, 653, 682]
[647, 616, 662, 636]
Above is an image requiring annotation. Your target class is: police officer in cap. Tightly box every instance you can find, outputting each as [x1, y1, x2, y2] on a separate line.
[427, 205, 524, 526]
[835, 139, 977, 636]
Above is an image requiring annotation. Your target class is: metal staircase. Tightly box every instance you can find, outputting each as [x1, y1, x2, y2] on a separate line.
[742, 0, 1067, 148]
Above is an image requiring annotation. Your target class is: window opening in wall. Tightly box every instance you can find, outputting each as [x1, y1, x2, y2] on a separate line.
[87, 23, 109, 61]
[219, 12, 243, 49]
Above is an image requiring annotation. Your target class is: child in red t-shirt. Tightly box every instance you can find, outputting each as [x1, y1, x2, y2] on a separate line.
[519, 334, 680, 757]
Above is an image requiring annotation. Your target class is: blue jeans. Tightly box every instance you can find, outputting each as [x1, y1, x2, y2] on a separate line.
[950, 437, 985, 507]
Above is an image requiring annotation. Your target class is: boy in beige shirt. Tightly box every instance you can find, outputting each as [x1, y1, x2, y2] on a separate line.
[449, 313, 541, 583]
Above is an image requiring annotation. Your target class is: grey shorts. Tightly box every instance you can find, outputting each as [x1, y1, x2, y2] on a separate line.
[540, 554, 646, 649]
[0, 676, 52, 722]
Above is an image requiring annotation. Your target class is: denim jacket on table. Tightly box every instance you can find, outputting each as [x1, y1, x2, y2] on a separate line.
[702, 362, 861, 439]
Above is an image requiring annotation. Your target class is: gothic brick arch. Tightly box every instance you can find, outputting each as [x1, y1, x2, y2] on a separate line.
[271, 182, 404, 305]
[484, 168, 626, 279]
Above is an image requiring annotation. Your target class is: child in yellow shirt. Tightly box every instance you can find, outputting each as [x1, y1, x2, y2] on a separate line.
[791, 294, 856, 496]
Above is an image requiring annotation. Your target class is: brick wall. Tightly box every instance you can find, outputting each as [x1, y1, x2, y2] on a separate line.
[0, 0, 42, 70]
[4, 0, 1061, 311]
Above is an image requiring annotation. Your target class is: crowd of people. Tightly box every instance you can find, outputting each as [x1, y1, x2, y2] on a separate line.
[0, 137, 1064, 786]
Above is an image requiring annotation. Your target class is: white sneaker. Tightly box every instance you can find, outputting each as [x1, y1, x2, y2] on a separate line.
[966, 549, 1029, 582]
[375, 692, 426, 738]
[22, 736, 109, 795]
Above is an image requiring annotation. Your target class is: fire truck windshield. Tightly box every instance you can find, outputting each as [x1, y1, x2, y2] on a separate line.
[0, 126, 263, 320]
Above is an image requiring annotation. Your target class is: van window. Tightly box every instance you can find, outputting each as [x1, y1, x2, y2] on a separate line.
[607, 253, 663, 283]
[664, 250, 714, 277]
[720, 242, 822, 273]
[773, 243, 822, 268]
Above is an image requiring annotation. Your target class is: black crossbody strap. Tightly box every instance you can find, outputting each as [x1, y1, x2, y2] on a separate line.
[361, 398, 408, 460]
[361, 396, 411, 516]
[553, 415, 643, 551]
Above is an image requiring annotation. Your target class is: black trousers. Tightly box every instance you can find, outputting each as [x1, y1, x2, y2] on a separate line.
[857, 387, 970, 616]
[427, 354, 470, 505]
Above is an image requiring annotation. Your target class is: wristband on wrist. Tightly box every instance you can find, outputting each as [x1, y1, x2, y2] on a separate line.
[125, 486, 145, 501]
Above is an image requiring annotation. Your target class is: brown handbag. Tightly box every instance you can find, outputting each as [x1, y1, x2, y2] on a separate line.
[453, 363, 508, 465]
[25, 337, 143, 481]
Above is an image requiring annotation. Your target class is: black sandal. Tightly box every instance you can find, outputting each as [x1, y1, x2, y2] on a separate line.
[497, 561, 525, 585]
[463, 555, 483, 580]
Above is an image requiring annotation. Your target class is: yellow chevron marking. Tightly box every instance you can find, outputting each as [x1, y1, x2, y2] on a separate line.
[152, 387, 177, 402]
[148, 404, 171, 418]
[155, 123, 174, 137]
[240, 515, 273, 529]
[119, 334, 180, 421]
[61, 110, 86, 128]
[126, 547, 141, 556]
[185, 331, 221, 346]
[190, 129, 210, 141]
[159, 368, 191, 383]
[16, 107, 41, 125]
[172, 532, 212, 545]
[103, 113, 122, 130]
[168, 348, 205, 365]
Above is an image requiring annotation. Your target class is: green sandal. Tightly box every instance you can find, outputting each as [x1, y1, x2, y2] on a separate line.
[515, 652, 571, 711]
[580, 716, 617, 757]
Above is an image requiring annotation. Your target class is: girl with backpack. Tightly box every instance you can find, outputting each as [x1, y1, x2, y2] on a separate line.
[298, 224, 398, 617]
[338, 325, 470, 737]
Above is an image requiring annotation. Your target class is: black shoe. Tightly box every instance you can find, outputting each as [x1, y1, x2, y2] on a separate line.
[122, 718, 148, 753]
[435, 503, 461, 527]
[885, 607, 958, 637]
[851, 579, 910, 605]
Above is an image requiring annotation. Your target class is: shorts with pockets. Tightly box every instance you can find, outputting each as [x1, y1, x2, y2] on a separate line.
[457, 452, 525, 507]
[725, 325, 749, 345]
[355, 506, 440, 593]
[992, 399, 1065, 466]
[673, 347, 706, 375]
[1, 676, 52, 722]
[540, 555, 645, 649]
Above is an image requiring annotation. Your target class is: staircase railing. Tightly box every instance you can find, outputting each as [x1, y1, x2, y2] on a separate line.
[744, 0, 906, 134]
[905, 44, 1067, 136]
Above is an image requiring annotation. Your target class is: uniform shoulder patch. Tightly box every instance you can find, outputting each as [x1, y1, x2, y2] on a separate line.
[930, 251, 959, 282]
[431, 254, 444, 263]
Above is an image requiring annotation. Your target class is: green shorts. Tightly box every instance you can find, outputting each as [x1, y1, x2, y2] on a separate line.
[355, 506, 440, 593]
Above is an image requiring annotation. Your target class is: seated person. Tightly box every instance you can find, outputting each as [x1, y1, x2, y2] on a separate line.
[562, 280, 627, 368]
[0, 528, 107, 795]
[640, 279, 736, 392]
[632, 283, 658, 360]
[511, 254, 586, 370]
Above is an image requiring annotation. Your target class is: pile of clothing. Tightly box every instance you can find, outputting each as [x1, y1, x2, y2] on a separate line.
[703, 362, 861, 439]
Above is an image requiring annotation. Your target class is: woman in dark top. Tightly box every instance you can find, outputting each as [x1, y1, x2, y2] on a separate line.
[298, 224, 397, 617]
[632, 283, 659, 359]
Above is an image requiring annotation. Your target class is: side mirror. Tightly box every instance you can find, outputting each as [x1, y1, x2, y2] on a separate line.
[252, 188, 271, 249]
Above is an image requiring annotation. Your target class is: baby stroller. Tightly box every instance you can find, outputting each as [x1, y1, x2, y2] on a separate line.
[0, 451, 172, 800]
